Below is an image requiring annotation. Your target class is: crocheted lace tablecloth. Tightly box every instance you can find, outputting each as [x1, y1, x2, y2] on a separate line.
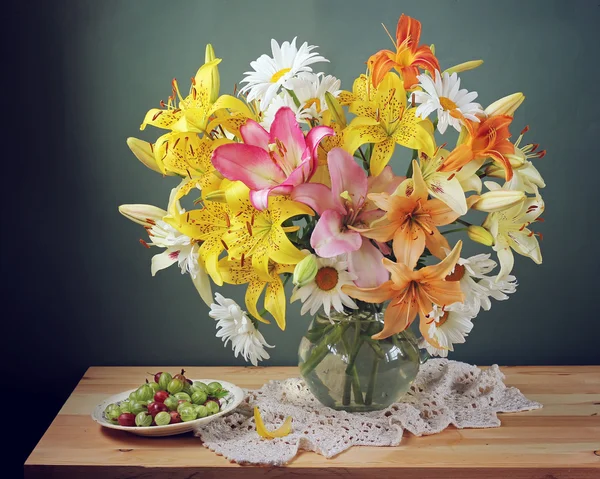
[194, 359, 542, 465]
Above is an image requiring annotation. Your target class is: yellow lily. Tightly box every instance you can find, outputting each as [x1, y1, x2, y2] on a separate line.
[311, 111, 345, 187]
[344, 72, 435, 176]
[219, 258, 294, 328]
[222, 192, 313, 282]
[126, 137, 175, 175]
[254, 407, 292, 438]
[140, 47, 252, 135]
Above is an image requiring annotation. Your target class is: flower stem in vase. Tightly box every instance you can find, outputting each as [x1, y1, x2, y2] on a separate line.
[365, 356, 380, 406]
[342, 319, 365, 406]
[300, 323, 349, 377]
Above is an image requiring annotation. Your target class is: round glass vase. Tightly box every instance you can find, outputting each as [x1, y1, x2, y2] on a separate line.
[298, 304, 426, 412]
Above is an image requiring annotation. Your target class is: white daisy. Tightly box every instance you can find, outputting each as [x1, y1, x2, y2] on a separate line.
[260, 91, 308, 129]
[209, 293, 273, 366]
[420, 305, 474, 358]
[287, 73, 342, 120]
[291, 256, 358, 317]
[445, 253, 518, 317]
[239, 37, 329, 111]
[413, 70, 484, 134]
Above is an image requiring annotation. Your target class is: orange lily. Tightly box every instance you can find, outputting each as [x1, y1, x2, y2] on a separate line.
[439, 115, 516, 180]
[356, 160, 476, 269]
[368, 14, 439, 89]
[343, 241, 464, 341]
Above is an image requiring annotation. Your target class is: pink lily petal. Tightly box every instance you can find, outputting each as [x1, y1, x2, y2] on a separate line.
[305, 125, 334, 170]
[240, 120, 270, 150]
[249, 189, 272, 211]
[269, 107, 306, 172]
[285, 155, 315, 187]
[328, 148, 368, 210]
[376, 240, 392, 256]
[291, 183, 342, 215]
[212, 143, 286, 190]
[311, 209, 362, 257]
[348, 240, 390, 288]
[368, 165, 405, 195]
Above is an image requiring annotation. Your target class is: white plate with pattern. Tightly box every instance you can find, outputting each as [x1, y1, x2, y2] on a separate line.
[91, 379, 245, 436]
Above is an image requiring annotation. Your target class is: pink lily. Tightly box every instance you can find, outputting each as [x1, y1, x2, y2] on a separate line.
[211, 107, 333, 210]
[292, 148, 403, 288]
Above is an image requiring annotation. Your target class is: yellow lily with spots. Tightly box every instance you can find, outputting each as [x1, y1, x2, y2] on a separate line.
[219, 258, 295, 329]
[140, 45, 252, 135]
[222, 192, 314, 282]
[344, 72, 435, 176]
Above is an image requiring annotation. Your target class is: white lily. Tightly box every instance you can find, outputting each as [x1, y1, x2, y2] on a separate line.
[482, 187, 544, 280]
[118, 184, 213, 305]
[486, 126, 546, 195]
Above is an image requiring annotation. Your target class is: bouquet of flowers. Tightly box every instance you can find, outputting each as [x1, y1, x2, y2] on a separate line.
[120, 13, 545, 370]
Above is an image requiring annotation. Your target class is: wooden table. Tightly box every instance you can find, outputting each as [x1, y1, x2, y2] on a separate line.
[25, 366, 599, 478]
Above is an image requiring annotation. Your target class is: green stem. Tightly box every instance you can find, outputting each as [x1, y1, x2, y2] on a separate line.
[300, 323, 349, 377]
[345, 320, 365, 405]
[442, 227, 468, 235]
[286, 89, 302, 109]
[364, 356, 380, 406]
[455, 218, 472, 227]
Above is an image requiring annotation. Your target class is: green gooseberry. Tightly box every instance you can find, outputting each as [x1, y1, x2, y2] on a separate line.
[135, 411, 152, 427]
[128, 390, 139, 402]
[179, 406, 197, 422]
[148, 382, 160, 393]
[164, 396, 179, 411]
[130, 401, 147, 415]
[136, 384, 154, 402]
[167, 378, 184, 395]
[119, 400, 132, 414]
[158, 372, 173, 391]
[207, 382, 222, 395]
[206, 401, 220, 415]
[174, 392, 191, 402]
[192, 382, 209, 394]
[106, 404, 121, 421]
[195, 405, 208, 418]
[191, 390, 207, 405]
[154, 411, 171, 426]
[177, 401, 192, 414]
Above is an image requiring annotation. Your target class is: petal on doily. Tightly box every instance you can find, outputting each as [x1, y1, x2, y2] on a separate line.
[254, 406, 293, 439]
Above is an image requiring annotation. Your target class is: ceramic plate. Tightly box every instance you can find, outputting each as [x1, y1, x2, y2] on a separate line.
[91, 379, 244, 437]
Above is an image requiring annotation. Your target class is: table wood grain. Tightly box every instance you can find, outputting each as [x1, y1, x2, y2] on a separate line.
[24, 365, 600, 478]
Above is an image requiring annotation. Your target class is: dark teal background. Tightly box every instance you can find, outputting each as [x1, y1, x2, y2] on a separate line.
[11, 0, 599, 466]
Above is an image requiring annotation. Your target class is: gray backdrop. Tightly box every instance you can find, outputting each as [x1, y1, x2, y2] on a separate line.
[11, 0, 599, 464]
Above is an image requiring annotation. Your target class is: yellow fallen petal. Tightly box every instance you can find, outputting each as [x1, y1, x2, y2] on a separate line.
[254, 407, 293, 439]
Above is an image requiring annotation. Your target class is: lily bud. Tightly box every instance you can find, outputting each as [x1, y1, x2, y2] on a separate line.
[324, 91, 346, 128]
[127, 137, 171, 175]
[486, 153, 525, 178]
[204, 43, 220, 103]
[484, 92, 525, 117]
[471, 190, 526, 212]
[118, 204, 166, 226]
[467, 225, 494, 246]
[444, 60, 483, 75]
[293, 254, 318, 287]
[204, 189, 228, 203]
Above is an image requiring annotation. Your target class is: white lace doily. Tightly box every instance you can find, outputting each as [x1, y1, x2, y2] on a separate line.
[194, 359, 541, 465]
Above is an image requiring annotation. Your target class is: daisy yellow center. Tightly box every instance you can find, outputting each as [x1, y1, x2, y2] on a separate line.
[445, 264, 465, 282]
[270, 68, 291, 83]
[439, 96, 458, 111]
[314, 267, 339, 291]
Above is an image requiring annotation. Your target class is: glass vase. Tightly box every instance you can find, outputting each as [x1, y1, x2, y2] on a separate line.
[298, 303, 426, 412]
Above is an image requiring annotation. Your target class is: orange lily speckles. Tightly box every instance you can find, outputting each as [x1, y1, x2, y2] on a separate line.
[355, 160, 476, 269]
[343, 241, 465, 341]
[368, 14, 440, 89]
[439, 115, 516, 180]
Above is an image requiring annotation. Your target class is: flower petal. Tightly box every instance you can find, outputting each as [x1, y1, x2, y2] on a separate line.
[212, 143, 286, 189]
[311, 210, 363, 257]
[419, 240, 463, 281]
[392, 221, 426, 270]
[190, 266, 213, 306]
[265, 277, 287, 330]
[342, 281, 396, 303]
[291, 183, 341, 215]
[427, 173, 468, 215]
[240, 119, 270, 149]
[372, 290, 418, 340]
[305, 125, 334, 168]
[270, 107, 306, 170]
[348, 240, 390, 288]
[328, 148, 368, 209]
[151, 248, 179, 276]
[369, 139, 397, 177]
